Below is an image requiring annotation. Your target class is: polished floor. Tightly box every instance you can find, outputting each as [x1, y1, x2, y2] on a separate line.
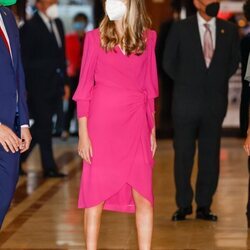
[0, 138, 249, 250]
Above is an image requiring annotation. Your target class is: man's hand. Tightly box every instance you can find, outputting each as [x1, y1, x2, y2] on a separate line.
[0, 124, 21, 153]
[20, 127, 32, 153]
[63, 85, 70, 100]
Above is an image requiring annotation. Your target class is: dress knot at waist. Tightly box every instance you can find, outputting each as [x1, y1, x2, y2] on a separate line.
[142, 89, 148, 104]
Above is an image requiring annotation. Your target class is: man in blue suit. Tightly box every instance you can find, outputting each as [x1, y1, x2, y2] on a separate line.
[0, 1, 31, 228]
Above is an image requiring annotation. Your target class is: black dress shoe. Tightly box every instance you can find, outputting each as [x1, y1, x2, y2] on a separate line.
[246, 213, 250, 228]
[196, 207, 218, 221]
[44, 170, 67, 178]
[172, 207, 193, 221]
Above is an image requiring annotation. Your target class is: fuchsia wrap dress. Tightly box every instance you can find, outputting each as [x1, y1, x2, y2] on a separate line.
[73, 29, 159, 213]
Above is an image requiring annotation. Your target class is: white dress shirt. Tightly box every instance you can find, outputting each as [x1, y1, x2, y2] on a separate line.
[38, 11, 62, 48]
[0, 13, 28, 128]
[197, 12, 216, 50]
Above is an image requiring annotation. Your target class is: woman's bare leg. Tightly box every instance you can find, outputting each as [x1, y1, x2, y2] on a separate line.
[84, 202, 104, 250]
[133, 189, 153, 250]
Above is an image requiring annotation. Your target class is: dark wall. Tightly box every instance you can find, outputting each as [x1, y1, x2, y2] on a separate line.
[145, 0, 196, 31]
[92, 0, 194, 31]
[184, 0, 196, 16]
[8, 0, 196, 30]
[9, 0, 27, 22]
[171, 0, 196, 16]
[94, 0, 104, 28]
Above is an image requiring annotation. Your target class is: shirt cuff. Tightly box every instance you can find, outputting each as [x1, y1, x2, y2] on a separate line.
[0, 123, 29, 128]
[21, 124, 29, 128]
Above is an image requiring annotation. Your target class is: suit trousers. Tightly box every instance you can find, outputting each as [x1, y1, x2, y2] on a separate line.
[63, 76, 78, 132]
[21, 96, 59, 171]
[0, 115, 20, 228]
[240, 80, 250, 136]
[173, 112, 222, 209]
[247, 157, 250, 217]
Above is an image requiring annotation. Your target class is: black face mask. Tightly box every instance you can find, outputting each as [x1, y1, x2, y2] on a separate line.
[205, 2, 220, 17]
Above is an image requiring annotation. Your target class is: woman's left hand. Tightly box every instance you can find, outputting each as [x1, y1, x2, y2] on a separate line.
[244, 134, 250, 156]
[150, 129, 157, 157]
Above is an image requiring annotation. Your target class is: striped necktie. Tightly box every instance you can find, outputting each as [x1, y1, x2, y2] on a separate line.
[0, 25, 10, 54]
[203, 23, 214, 68]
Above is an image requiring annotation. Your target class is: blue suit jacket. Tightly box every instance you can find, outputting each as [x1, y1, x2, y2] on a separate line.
[0, 7, 29, 128]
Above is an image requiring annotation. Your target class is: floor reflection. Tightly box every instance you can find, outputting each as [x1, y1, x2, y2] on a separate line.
[0, 138, 250, 250]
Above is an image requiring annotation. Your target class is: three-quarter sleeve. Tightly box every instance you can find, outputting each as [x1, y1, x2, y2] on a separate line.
[145, 30, 159, 130]
[73, 31, 98, 118]
[146, 30, 159, 110]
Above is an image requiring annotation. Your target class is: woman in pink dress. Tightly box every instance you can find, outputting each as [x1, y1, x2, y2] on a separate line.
[73, 0, 158, 248]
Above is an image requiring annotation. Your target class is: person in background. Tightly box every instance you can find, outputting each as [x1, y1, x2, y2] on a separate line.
[240, 0, 250, 138]
[243, 100, 250, 227]
[242, 0, 250, 228]
[61, 13, 88, 140]
[0, 1, 31, 228]
[164, 0, 240, 222]
[20, 0, 69, 178]
[73, 0, 158, 248]
[156, 0, 181, 134]
[9, 0, 27, 28]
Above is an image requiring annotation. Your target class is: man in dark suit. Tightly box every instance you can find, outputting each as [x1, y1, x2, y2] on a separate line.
[241, 0, 250, 227]
[163, 0, 240, 221]
[0, 3, 31, 227]
[156, 1, 181, 133]
[20, 0, 68, 178]
[240, 1, 250, 137]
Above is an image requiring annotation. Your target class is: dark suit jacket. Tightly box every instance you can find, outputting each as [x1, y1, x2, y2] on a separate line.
[163, 15, 240, 120]
[241, 34, 250, 79]
[20, 12, 67, 100]
[0, 7, 29, 127]
[240, 34, 250, 135]
[156, 19, 174, 77]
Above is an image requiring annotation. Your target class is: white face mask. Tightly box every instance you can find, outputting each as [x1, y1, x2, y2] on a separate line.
[46, 4, 59, 20]
[105, 0, 127, 21]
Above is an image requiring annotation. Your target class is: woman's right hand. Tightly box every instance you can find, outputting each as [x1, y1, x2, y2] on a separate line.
[78, 134, 93, 164]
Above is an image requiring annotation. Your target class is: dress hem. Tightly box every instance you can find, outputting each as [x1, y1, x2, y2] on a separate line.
[78, 182, 153, 214]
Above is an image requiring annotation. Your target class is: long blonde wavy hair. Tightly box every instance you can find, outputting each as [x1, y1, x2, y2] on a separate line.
[99, 0, 152, 55]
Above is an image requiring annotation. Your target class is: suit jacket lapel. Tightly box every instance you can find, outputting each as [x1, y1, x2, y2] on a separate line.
[193, 16, 224, 71]
[55, 19, 63, 45]
[35, 13, 52, 37]
[209, 19, 223, 69]
[0, 7, 17, 69]
[0, 25, 9, 60]
[36, 13, 60, 49]
[193, 16, 207, 71]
